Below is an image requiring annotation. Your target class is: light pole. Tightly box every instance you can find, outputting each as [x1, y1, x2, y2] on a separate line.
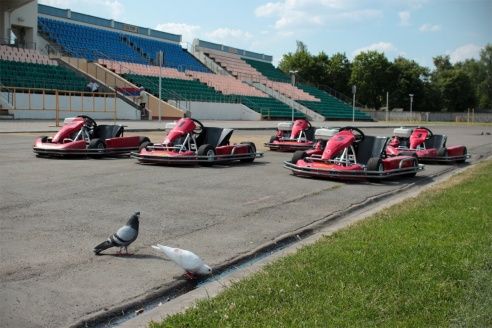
[289, 70, 298, 122]
[409, 94, 414, 121]
[352, 85, 356, 122]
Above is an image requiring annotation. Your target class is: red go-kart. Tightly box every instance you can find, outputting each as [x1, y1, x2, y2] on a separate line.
[283, 126, 424, 182]
[33, 115, 149, 158]
[131, 118, 263, 166]
[386, 127, 470, 163]
[264, 119, 316, 151]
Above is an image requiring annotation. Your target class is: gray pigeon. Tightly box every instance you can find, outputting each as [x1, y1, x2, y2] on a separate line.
[94, 211, 140, 255]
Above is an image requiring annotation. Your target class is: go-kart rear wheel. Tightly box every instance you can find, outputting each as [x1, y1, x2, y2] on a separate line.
[456, 147, 467, 163]
[404, 158, 418, 178]
[367, 157, 383, 182]
[198, 144, 216, 166]
[292, 150, 308, 165]
[139, 141, 153, 152]
[88, 138, 105, 158]
[240, 142, 256, 163]
[437, 147, 448, 157]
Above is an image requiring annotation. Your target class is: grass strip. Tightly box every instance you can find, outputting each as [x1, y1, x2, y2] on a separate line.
[150, 160, 492, 328]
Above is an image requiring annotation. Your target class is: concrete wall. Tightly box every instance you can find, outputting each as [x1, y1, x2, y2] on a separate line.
[5, 93, 139, 120]
[183, 102, 261, 120]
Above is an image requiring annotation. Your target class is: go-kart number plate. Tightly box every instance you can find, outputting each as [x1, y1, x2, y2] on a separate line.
[314, 163, 335, 169]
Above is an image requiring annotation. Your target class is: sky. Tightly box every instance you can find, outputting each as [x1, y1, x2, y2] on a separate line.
[38, 0, 491, 69]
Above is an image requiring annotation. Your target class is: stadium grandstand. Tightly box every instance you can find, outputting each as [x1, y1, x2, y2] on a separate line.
[0, 0, 372, 122]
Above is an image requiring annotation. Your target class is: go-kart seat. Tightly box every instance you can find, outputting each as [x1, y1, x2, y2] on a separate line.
[196, 127, 234, 148]
[356, 136, 389, 165]
[424, 134, 447, 149]
[305, 127, 316, 141]
[93, 125, 124, 140]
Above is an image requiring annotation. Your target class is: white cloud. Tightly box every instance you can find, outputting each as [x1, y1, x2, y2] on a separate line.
[352, 42, 404, 59]
[203, 28, 253, 44]
[100, 0, 124, 19]
[255, 0, 382, 31]
[399, 11, 410, 26]
[38, 0, 77, 8]
[419, 23, 441, 32]
[448, 44, 482, 63]
[155, 23, 200, 44]
[353, 42, 398, 54]
[39, 0, 124, 19]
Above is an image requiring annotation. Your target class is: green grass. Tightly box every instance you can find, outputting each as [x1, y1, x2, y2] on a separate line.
[150, 160, 492, 328]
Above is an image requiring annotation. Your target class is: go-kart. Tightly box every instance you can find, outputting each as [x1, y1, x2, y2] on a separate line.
[33, 115, 150, 157]
[386, 126, 470, 163]
[131, 118, 263, 166]
[283, 126, 424, 182]
[264, 119, 316, 151]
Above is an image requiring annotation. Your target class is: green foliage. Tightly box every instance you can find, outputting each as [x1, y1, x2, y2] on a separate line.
[391, 57, 430, 111]
[150, 161, 492, 328]
[350, 51, 394, 110]
[276, 41, 491, 112]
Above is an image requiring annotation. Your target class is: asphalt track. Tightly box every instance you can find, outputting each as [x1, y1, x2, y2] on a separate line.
[0, 120, 491, 328]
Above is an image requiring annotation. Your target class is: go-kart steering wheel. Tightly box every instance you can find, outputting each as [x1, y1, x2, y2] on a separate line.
[417, 126, 433, 139]
[77, 115, 98, 130]
[339, 126, 365, 143]
[190, 118, 204, 135]
[305, 120, 312, 129]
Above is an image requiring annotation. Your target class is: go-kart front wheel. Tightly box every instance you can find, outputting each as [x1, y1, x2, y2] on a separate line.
[198, 144, 216, 166]
[292, 150, 308, 164]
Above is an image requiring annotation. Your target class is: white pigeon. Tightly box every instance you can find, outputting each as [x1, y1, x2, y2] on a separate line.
[152, 244, 212, 278]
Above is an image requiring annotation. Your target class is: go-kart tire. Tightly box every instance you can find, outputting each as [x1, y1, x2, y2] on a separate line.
[198, 144, 216, 166]
[240, 142, 256, 163]
[139, 141, 153, 152]
[88, 138, 105, 158]
[404, 158, 418, 178]
[367, 157, 383, 183]
[139, 136, 150, 145]
[39, 136, 49, 143]
[437, 147, 448, 157]
[457, 147, 467, 163]
[292, 150, 308, 165]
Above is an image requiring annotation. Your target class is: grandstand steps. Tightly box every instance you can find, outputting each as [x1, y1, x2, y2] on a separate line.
[247, 81, 325, 121]
[0, 108, 14, 120]
[56, 56, 185, 120]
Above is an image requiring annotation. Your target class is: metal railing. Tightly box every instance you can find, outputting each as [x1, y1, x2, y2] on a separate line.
[2, 86, 117, 125]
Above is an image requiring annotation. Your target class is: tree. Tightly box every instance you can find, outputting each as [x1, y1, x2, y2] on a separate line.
[432, 55, 476, 111]
[324, 52, 352, 95]
[391, 57, 431, 111]
[350, 51, 394, 110]
[278, 41, 314, 82]
[479, 44, 492, 108]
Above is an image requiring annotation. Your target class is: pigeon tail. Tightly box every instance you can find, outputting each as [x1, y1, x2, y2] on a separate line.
[94, 240, 113, 254]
